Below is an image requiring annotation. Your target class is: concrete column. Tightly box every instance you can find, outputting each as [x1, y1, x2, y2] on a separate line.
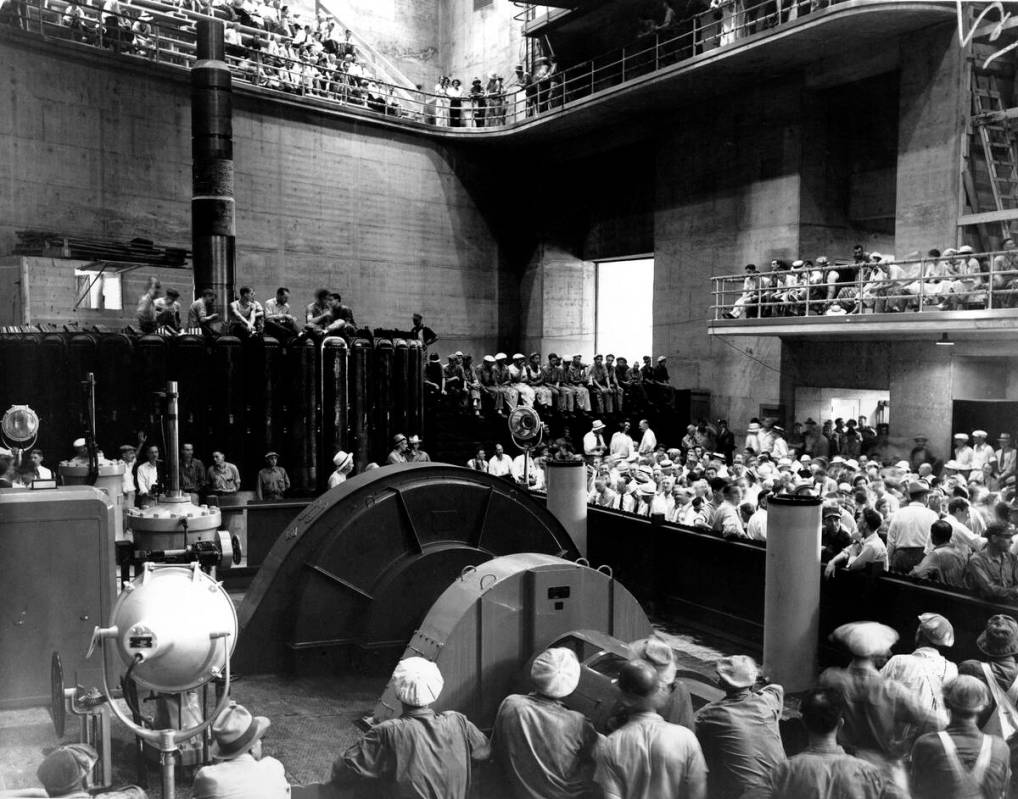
[545, 459, 587, 557]
[763, 494, 821, 692]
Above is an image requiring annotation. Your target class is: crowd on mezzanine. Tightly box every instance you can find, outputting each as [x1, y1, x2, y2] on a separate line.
[24, 611, 1018, 799]
[722, 241, 1018, 318]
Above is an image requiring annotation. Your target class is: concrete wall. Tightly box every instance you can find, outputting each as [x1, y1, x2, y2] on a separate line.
[320, 0, 442, 89]
[519, 244, 595, 358]
[438, 0, 525, 85]
[0, 37, 503, 357]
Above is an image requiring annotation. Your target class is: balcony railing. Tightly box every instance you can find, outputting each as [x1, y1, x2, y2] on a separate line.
[709, 249, 1018, 322]
[3, 0, 852, 131]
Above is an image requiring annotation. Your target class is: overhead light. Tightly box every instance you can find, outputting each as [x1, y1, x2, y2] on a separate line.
[935, 333, 954, 347]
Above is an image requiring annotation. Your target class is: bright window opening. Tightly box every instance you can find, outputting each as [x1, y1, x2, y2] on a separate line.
[74, 269, 122, 310]
[596, 257, 653, 361]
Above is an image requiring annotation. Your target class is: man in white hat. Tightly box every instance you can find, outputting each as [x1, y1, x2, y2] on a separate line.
[971, 430, 995, 471]
[333, 657, 489, 798]
[479, 355, 510, 416]
[508, 353, 536, 409]
[328, 450, 354, 488]
[630, 636, 694, 730]
[67, 437, 91, 467]
[583, 420, 608, 460]
[408, 435, 431, 463]
[695, 655, 785, 798]
[492, 647, 599, 799]
[910, 676, 1011, 799]
[594, 659, 707, 799]
[386, 433, 409, 465]
[193, 703, 288, 798]
[256, 451, 289, 500]
[953, 433, 974, 472]
[819, 623, 941, 790]
[881, 613, 958, 724]
[886, 481, 938, 573]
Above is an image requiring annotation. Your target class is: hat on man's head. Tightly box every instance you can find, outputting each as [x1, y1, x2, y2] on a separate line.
[747, 422, 761, 433]
[831, 456, 845, 465]
[210, 703, 271, 761]
[844, 458, 859, 470]
[73, 438, 86, 448]
[37, 744, 97, 796]
[716, 655, 759, 688]
[495, 352, 507, 360]
[483, 355, 495, 363]
[657, 356, 666, 362]
[264, 451, 279, 459]
[917, 612, 954, 648]
[959, 245, 975, 254]
[409, 435, 422, 444]
[119, 444, 136, 454]
[944, 675, 989, 713]
[393, 434, 407, 446]
[830, 622, 898, 658]
[591, 420, 606, 432]
[454, 351, 463, 357]
[822, 503, 842, 519]
[973, 429, 988, 438]
[393, 657, 443, 707]
[1000, 433, 1012, 441]
[512, 353, 525, 360]
[895, 460, 910, 470]
[638, 482, 657, 498]
[332, 450, 352, 471]
[954, 433, 970, 441]
[978, 615, 1018, 658]
[944, 459, 964, 471]
[906, 480, 931, 496]
[630, 636, 677, 684]
[530, 647, 580, 698]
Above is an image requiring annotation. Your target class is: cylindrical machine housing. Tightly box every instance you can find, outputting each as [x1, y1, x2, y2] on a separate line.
[763, 494, 822, 692]
[321, 337, 348, 489]
[373, 339, 394, 458]
[545, 460, 588, 557]
[349, 338, 372, 472]
[406, 340, 423, 438]
[391, 339, 409, 438]
[287, 338, 318, 492]
[96, 334, 134, 449]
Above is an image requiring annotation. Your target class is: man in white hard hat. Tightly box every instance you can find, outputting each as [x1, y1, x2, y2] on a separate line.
[492, 647, 600, 799]
[332, 657, 490, 798]
[192, 703, 289, 798]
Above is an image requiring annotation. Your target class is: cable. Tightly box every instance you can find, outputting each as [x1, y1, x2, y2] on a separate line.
[716, 335, 783, 375]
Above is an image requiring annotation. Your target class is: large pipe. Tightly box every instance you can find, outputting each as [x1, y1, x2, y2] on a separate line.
[166, 381, 181, 497]
[545, 460, 588, 557]
[191, 20, 235, 321]
[763, 494, 822, 692]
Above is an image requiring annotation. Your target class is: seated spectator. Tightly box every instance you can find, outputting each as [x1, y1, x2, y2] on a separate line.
[880, 613, 958, 725]
[909, 520, 967, 586]
[466, 447, 487, 472]
[330, 657, 490, 798]
[966, 522, 1018, 602]
[910, 676, 1011, 799]
[193, 703, 288, 799]
[408, 435, 430, 463]
[695, 655, 785, 798]
[263, 286, 300, 340]
[307, 292, 355, 339]
[154, 288, 181, 331]
[188, 288, 221, 335]
[743, 688, 899, 799]
[509, 353, 536, 408]
[824, 507, 887, 576]
[594, 659, 707, 799]
[31, 744, 146, 798]
[136, 276, 162, 333]
[229, 286, 264, 337]
[492, 648, 599, 799]
[424, 352, 445, 397]
[488, 443, 513, 478]
[305, 287, 331, 324]
[711, 482, 745, 538]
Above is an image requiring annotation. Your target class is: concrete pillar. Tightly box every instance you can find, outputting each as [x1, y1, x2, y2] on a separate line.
[763, 494, 821, 692]
[545, 460, 587, 557]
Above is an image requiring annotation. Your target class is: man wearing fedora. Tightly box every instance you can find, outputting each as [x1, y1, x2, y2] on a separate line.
[582, 420, 608, 460]
[694, 655, 785, 798]
[192, 703, 289, 798]
[408, 435, 431, 463]
[880, 613, 958, 724]
[328, 450, 354, 488]
[910, 676, 1012, 799]
[386, 434, 409, 465]
[492, 647, 600, 799]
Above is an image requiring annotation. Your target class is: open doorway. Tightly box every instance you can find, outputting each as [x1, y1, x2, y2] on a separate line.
[595, 256, 653, 360]
[794, 387, 890, 428]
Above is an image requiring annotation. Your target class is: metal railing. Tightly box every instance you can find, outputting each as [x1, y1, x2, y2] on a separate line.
[3, 0, 847, 130]
[709, 249, 1018, 321]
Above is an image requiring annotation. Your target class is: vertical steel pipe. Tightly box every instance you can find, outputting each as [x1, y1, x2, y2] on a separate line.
[191, 19, 235, 320]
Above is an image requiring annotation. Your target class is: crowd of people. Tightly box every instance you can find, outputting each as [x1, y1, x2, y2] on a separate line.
[28, 611, 1018, 798]
[721, 242, 1018, 318]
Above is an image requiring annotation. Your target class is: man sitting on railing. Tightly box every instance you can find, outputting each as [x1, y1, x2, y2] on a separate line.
[723, 264, 760, 319]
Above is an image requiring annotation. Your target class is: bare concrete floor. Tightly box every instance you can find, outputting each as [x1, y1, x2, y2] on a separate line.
[0, 624, 740, 796]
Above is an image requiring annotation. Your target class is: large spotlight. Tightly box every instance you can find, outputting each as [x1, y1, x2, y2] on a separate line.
[1, 405, 39, 448]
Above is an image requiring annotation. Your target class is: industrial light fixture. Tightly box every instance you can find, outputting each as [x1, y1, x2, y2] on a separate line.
[935, 333, 954, 347]
[1, 404, 39, 447]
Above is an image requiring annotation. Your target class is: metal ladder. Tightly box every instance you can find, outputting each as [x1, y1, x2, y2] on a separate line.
[973, 76, 1018, 213]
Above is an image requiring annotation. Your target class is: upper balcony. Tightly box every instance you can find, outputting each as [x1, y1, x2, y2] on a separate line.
[2, 0, 959, 146]
[706, 249, 1018, 341]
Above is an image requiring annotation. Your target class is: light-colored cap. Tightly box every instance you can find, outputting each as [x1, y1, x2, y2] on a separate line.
[495, 352, 507, 360]
[716, 655, 759, 688]
[332, 450, 352, 470]
[844, 459, 859, 470]
[530, 647, 581, 698]
[954, 433, 970, 441]
[73, 437, 86, 448]
[918, 612, 954, 647]
[895, 460, 910, 470]
[392, 657, 443, 707]
[591, 420, 606, 431]
[831, 621, 898, 657]
[973, 429, 988, 438]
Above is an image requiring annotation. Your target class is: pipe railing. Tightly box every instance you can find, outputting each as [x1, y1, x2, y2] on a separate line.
[4, 0, 848, 130]
[709, 249, 1018, 321]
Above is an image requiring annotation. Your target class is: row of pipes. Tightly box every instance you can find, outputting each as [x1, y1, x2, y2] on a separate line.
[0, 332, 424, 494]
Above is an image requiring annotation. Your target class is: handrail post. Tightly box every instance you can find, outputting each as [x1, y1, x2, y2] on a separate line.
[918, 256, 926, 311]
[621, 47, 626, 82]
